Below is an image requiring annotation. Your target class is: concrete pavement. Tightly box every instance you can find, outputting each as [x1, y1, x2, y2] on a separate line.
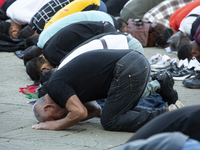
[0, 47, 200, 150]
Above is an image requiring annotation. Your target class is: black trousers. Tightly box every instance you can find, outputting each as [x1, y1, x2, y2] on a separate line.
[127, 105, 200, 142]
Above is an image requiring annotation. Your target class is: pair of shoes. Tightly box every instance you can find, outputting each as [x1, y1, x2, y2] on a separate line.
[151, 55, 172, 70]
[168, 100, 184, 111]
[149, 53, 162, 65]
[170, 66, 195, 81]
[153, 71, 178, 105]
[182, 70, 200, 89]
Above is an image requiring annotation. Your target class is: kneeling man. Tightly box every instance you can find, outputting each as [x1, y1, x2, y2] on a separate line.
[32, 49, 168, 132]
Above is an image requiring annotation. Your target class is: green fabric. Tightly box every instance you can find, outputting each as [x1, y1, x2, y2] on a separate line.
[24, 93, 38, 99]
[128, 35, 144, 54]
[120, 0, 165, 22]
[142, 77, 160, 98]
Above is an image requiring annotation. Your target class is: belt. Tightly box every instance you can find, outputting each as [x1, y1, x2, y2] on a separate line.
[100, 35, 131, 49]
[126, 35, 132, 42]
[100, 38, 108, 49]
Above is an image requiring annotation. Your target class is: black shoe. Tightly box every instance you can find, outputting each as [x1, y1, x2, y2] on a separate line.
[171, 67, 195, 81]
[182, 71, 200, 89]
[150, 71, 165, 80]
[155, 71, 178, 105]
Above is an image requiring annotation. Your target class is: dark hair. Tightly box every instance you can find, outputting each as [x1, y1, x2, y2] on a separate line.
[168, 31, 191, 51]
[0, 9, 8, 21]
[38, 68, 57, 98]
[18, 25, 35, 39]
[26, 57, 46, 83]
[25, 34, 39, 48]
[0, 21, 10, 36]
[178, 43, 192, 60]
[23, 46, 42, 66]
[39, 68, 57, 85]
[116, 17, 128, 32]
[155, 28, 173, 48]
[38, 86, 47, 98]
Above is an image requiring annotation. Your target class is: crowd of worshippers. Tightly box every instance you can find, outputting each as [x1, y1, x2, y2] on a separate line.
[1, 0, 200, 149]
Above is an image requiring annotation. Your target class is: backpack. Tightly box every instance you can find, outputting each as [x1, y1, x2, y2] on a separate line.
[127, 19, 158, 47]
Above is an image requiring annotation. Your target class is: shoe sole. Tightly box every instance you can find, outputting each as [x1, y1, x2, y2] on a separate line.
[166, 71, 174, 86]
[151, 65, 171, 71]
[184, 84, 200, 89]
[173, 74, 192, 81]
[151, 68, 161, 72]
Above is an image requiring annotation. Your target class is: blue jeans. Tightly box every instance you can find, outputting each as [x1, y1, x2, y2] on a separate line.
[101, 51, 152, 132]
[182, 139, 200, 150]
[97, 92, 167, 110]
[138, 92, 168, 108]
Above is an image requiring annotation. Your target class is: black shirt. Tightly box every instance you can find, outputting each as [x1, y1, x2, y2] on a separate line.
[43, 21, 108, 67]
[44, 49, 132, 107]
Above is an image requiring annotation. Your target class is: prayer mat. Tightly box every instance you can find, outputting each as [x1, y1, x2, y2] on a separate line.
[19, 85, 38, 100]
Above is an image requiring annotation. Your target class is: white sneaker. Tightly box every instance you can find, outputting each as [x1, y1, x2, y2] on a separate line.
[149, 53, 162, 65]
[175, 100, 184, 108]
[151, 55, 171, 69]
[178, 58, 189, 68]
[168, 104, 177, 111]
[168, 100, 184, 111]
[188, 57, 200, 69]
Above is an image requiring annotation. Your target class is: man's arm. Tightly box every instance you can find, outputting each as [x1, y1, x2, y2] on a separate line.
[82, 101, 102, 121]
[32, 95, 88, 130]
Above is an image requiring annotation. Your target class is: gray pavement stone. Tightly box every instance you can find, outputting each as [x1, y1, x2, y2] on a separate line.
[0, 47, 200, 150]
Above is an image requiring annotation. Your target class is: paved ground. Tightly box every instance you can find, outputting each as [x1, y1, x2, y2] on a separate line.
[0, 47, 200, 150]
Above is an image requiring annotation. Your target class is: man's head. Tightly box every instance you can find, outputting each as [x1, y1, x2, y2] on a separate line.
[191, 41, 200, 62]
[155, 28, 173, 48]
[23, 46, 43, 66]
[178, 43, 193, 61]
[116, 17, 128, 33]
[33, 94, 68, 122]
[26, 57, 54, 83]
[168, 31, 191, 51]
[8, 19, 22, 39]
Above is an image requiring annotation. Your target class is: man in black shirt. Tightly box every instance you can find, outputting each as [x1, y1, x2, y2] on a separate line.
[32, 49, 169, 132]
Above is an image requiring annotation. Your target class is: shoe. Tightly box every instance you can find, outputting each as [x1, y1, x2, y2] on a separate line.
[188, 57, 200, 69]
[182, 70, 200, 89]
[168, 100, 184, 111]
[178, 58, 189, 68]
[171, 67, 195, 81]
[168, 104, 177, 111]
[149, 53, 162, 65]
[150, 70, 165, 80]
[155, 71, 178, 105]
[175, 100, 184, 108]
[161, 61, 182, 73]
[151, 55, 171, 70]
